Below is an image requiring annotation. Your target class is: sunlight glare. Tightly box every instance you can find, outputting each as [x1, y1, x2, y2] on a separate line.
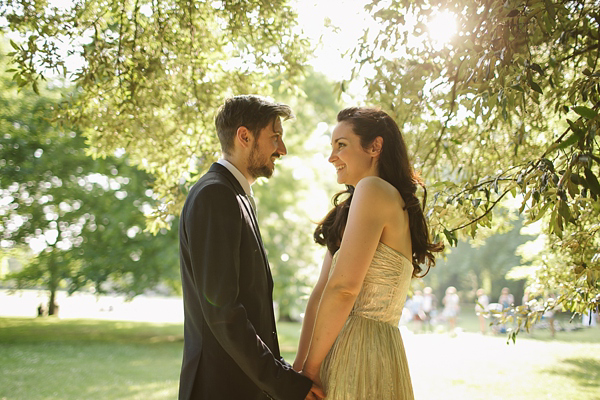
[427, 11, 457, 45]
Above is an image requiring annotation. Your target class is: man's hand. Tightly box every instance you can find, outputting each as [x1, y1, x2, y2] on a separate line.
[300, 366, 322, 389]
[301, 367, 324, 400]
[304, 383, 325, 400]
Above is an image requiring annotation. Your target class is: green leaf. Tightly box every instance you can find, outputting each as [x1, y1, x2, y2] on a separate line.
[566, 119, 583, 135]
[10, 39, 20, 50]
[558, 200, 572, 223]
[572, 106, 597, 120]
[543, 0, 556, 23]
[32, 81, 40, 95]
[584, 168, 600, 195]
[569, 174, 589, 189]
[557, 132, 580, 150]
[469, 223, 477, 238]
[530, 63, 544, 76]
[443, 228, 457, 247]
[549, 207, 563, 238]
[506, 9, 520, 17]
[528, 80, 543, 94]
[530, 201, 551, 223]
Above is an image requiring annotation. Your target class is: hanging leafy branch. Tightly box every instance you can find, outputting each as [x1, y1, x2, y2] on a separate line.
[349, 0, 599, 320]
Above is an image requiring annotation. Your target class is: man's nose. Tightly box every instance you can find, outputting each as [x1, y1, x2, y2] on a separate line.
[278, 138, 287, 156]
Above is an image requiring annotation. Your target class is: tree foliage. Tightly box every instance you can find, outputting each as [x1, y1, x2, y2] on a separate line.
[0, 0, 310, 229]
[348, 0, 599, 321]
[0, 48, 179, 313]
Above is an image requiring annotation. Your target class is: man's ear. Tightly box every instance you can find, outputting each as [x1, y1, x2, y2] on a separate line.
[236, 126, 253, 148]
[370, 136, 383, 156]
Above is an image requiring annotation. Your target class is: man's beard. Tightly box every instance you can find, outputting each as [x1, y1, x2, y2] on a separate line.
[247, 145, 276, 179]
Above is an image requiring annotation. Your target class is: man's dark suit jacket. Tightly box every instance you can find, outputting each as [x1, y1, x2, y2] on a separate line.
[178, 163, 312, 400]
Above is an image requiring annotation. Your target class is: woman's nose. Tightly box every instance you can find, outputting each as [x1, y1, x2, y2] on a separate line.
[328, 151, 336, 163]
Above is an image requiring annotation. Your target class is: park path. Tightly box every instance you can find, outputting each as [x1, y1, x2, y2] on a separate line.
[0, 289, 184, 323]
[403, 329, 600, 399]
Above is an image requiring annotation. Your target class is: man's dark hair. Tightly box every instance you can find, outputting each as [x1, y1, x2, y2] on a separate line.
[215, 95, 294, 155]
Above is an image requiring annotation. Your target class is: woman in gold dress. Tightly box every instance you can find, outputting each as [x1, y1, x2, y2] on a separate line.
[294, 107, 443, 399]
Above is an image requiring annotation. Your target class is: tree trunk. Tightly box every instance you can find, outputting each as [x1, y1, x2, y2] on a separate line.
[47, 251, 59, 316]
[48, 289, 57, 316]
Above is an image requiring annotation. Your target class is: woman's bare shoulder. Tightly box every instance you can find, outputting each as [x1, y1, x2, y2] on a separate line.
[355, 176, 402, 204]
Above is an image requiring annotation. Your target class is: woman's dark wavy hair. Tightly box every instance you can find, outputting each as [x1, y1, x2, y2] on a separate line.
[314, 107, 444, 277]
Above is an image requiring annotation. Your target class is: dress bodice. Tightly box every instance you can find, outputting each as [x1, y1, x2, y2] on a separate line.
[331, 241, 413, 327]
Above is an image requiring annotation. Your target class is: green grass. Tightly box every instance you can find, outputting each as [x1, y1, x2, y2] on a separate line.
[0, 318, 183, 400]
[1, 312, 599, 399]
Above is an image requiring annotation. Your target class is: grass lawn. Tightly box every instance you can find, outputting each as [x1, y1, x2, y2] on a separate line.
[1, 308, 599, 399]
[0, 318, 183, 399]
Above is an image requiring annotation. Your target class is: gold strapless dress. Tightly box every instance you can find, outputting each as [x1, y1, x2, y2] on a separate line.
[320, 242, 415, 400]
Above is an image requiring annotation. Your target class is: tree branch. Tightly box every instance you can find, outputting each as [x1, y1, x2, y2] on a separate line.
[449, 186, 513, 232]
[552, 43, 598, 67]
[422, 59, 464, 168]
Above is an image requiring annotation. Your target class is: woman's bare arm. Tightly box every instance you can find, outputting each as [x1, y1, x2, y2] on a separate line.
[302, 177, 391, 382]
[293, 250, 333, 371]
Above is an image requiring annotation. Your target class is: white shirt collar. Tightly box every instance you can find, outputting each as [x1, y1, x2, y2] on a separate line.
[216, 159, 253, 196]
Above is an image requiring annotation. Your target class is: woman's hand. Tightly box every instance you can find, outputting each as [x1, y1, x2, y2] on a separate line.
[301, 364, 323, 389]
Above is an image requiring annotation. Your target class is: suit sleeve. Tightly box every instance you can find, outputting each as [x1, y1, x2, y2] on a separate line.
[185, 183, 312, 400]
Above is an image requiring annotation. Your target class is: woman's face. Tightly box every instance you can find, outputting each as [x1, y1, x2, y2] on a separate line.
[328, 121, 378, 186]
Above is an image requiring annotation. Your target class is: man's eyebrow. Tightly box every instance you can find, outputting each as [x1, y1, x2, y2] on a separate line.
[272, 120, 283, 134]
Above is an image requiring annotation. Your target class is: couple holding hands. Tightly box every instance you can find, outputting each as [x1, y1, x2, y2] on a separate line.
[178, 95, 442, 400]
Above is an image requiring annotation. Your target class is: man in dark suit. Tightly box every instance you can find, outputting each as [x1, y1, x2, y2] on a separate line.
[178, 95, 323, 400]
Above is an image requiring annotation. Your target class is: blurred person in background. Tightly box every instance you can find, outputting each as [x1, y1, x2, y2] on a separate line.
[499, 287, 515, 310]
[475, 288, 489, 334]
[421, 286, 437, 332]
[409, 290, 425, 332]
[582, 309, 598, 327]
[442, 286, 460, 334]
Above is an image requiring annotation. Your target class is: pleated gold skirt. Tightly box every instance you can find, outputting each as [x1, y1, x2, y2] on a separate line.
[320, 315, 414, 400]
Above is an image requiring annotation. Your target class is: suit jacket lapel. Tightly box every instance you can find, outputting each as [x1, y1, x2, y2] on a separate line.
[243, 198, 274, 286]
[209, 164, 272, 284]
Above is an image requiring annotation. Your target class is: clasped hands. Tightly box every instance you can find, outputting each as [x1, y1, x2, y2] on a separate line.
[301, 365, 324, 400]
